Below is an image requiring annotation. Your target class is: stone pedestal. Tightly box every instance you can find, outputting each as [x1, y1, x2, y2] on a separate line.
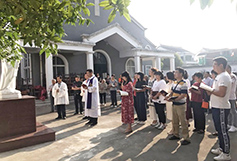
[0, 96, 55, 152]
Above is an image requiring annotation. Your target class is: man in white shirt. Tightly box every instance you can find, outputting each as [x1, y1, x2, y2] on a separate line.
[209, 57, 231, 161]
[226, 65, 237, 132]
[52, 76, 69, 120]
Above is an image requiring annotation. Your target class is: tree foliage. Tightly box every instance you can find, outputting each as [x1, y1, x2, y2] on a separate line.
[161, 53, 183, 70]
[0, 0, 131, 66]
[191, 0, 235, 10]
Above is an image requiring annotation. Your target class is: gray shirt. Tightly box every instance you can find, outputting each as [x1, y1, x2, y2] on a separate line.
[109, 79, 118, 91]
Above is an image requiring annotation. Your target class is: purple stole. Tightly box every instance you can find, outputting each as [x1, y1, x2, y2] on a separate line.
[86, 77, 94, 109]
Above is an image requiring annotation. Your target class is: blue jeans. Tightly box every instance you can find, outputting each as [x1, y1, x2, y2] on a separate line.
[212, 107, 230, 154]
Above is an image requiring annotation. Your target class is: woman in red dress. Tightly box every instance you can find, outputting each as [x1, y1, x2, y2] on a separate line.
[120, 71, 134, 133]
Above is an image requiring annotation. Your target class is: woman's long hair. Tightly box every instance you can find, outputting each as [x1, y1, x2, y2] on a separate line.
[121, 71, 132, 85]
[137, 72, 144, 81]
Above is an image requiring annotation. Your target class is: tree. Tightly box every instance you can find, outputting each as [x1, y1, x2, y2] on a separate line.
[191, 0, 235, 10]
[0, 0, 131, 66]
[161, 53, 183, 70]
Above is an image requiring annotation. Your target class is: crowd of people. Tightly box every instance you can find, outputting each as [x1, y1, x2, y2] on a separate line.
[48, 56, 236, 161]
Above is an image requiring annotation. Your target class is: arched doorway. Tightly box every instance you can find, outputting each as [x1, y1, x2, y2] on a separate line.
[53, 54, 69, 78]
[93, 52, 108, 79]
[126, 58, 135, 78]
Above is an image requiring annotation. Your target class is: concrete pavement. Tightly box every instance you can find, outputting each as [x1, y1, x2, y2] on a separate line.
[1, 104, 237, 161]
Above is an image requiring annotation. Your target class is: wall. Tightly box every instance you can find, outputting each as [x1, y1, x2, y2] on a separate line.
[62, 0, 156, 49]
[94, 40, 127, 78]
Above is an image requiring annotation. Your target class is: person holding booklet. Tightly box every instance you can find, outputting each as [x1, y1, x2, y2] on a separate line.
[134, 72, 147, 124]
[152, 71, 167, 130]
[203, 57, 231, 161]
[118, 71, 134, 133]
[84, 69, 101, 126]
[165, 67, 190, 145]
[189, 72, 205, 134]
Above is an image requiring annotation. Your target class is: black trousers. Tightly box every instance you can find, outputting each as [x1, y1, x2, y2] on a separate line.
[154, 103, 166, 124]
[191, 101, 205, 130]
[74, 94, 83, 113]
[136, 92, 147, 121]
[212, 108, 230, 154]
[49, 92, 54, 112]
[110, 90, 117, 105]
[57, 104, 66, 118]
[100, 93, 106, 104]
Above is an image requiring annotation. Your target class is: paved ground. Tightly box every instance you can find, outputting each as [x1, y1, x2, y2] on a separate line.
[1, 103, 237, 161]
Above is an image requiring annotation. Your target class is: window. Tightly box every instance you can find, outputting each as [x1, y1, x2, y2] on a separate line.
[145, 65, 152, 76]
[126, 58, 135, 78]
[21, 53, 32, 84]
[53, 56, 65, 78]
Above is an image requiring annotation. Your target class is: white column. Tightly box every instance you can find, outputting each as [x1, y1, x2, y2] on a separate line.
[45, 54, 53, 94]
[134, 55, 141, 72]
[156, 57, 161, 70]
[170, 57, 175, 71]
[40, 55, 43, 86]
[86, 51, 94, 70]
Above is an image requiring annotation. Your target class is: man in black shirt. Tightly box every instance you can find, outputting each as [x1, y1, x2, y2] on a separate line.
[72, 75, 83, 115]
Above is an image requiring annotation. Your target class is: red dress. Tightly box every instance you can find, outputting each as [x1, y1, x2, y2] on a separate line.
[121, 82, 134, 124]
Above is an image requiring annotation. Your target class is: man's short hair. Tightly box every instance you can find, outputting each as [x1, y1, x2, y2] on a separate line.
[75, 75, 80, 78]
[194, 72, 203, 79]
[213, 56, 228, 69]
[57, 76, 62, 80]
[86, 69, 93, 73]
[111, 74, 115, 77]
[226, 64, 231, 71]
[175, 67, 185, 76]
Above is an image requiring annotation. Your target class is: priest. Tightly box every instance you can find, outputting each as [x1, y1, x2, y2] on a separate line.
[52, 76, 69, 120]
[84, 69, 101, 126]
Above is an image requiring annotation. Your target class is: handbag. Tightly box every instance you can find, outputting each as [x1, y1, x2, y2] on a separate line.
[201, 101, 209, 109]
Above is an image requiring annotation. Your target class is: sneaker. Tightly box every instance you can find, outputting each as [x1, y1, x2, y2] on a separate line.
[227, 125, 231, 130]
[114, 105, 117, 108]
[193, 128, 199, 132]
[138, 121, 145, 125]
[169, 135, 180, 140]
[110, 105, 114, 107]
[155, 123, 161, 128]
[158, 123, 166, 130]
[150, 122, 158, 126]
[181, 140, 191, 145]
[214, 152, 231, 161]
[211, 148, 222, 155]
[197, 130, 205, 134]
[228, 126, 237, 133]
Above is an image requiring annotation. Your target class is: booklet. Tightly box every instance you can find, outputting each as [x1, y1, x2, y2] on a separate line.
[191, 85, 199, 91]
[142, 85, 152, 89]
[119, 91, 129, 96]
[169, 96, 178, 100]
[200, 82, 214, 92]
[160, 89, 168, 96]
[82, 84, 88, 88]
[134, 88, 143, 91]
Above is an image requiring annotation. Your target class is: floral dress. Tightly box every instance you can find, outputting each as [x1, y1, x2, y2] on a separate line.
[121, 82, 134, 124]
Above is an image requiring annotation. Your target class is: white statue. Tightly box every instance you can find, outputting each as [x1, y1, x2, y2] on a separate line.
[0, 59, 22, 99]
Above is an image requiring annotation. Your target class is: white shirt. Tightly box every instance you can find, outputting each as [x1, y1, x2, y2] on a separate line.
[52, 81, 69, 105]
[210, 72, 231, 109]
[152, 79, 167, 104]
[229, 73, 237, 100]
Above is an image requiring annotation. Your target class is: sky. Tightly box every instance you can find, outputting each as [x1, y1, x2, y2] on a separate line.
[128, 0, 237, 53]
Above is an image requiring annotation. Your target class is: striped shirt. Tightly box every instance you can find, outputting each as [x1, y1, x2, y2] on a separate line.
[172, 80, 188, 105]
